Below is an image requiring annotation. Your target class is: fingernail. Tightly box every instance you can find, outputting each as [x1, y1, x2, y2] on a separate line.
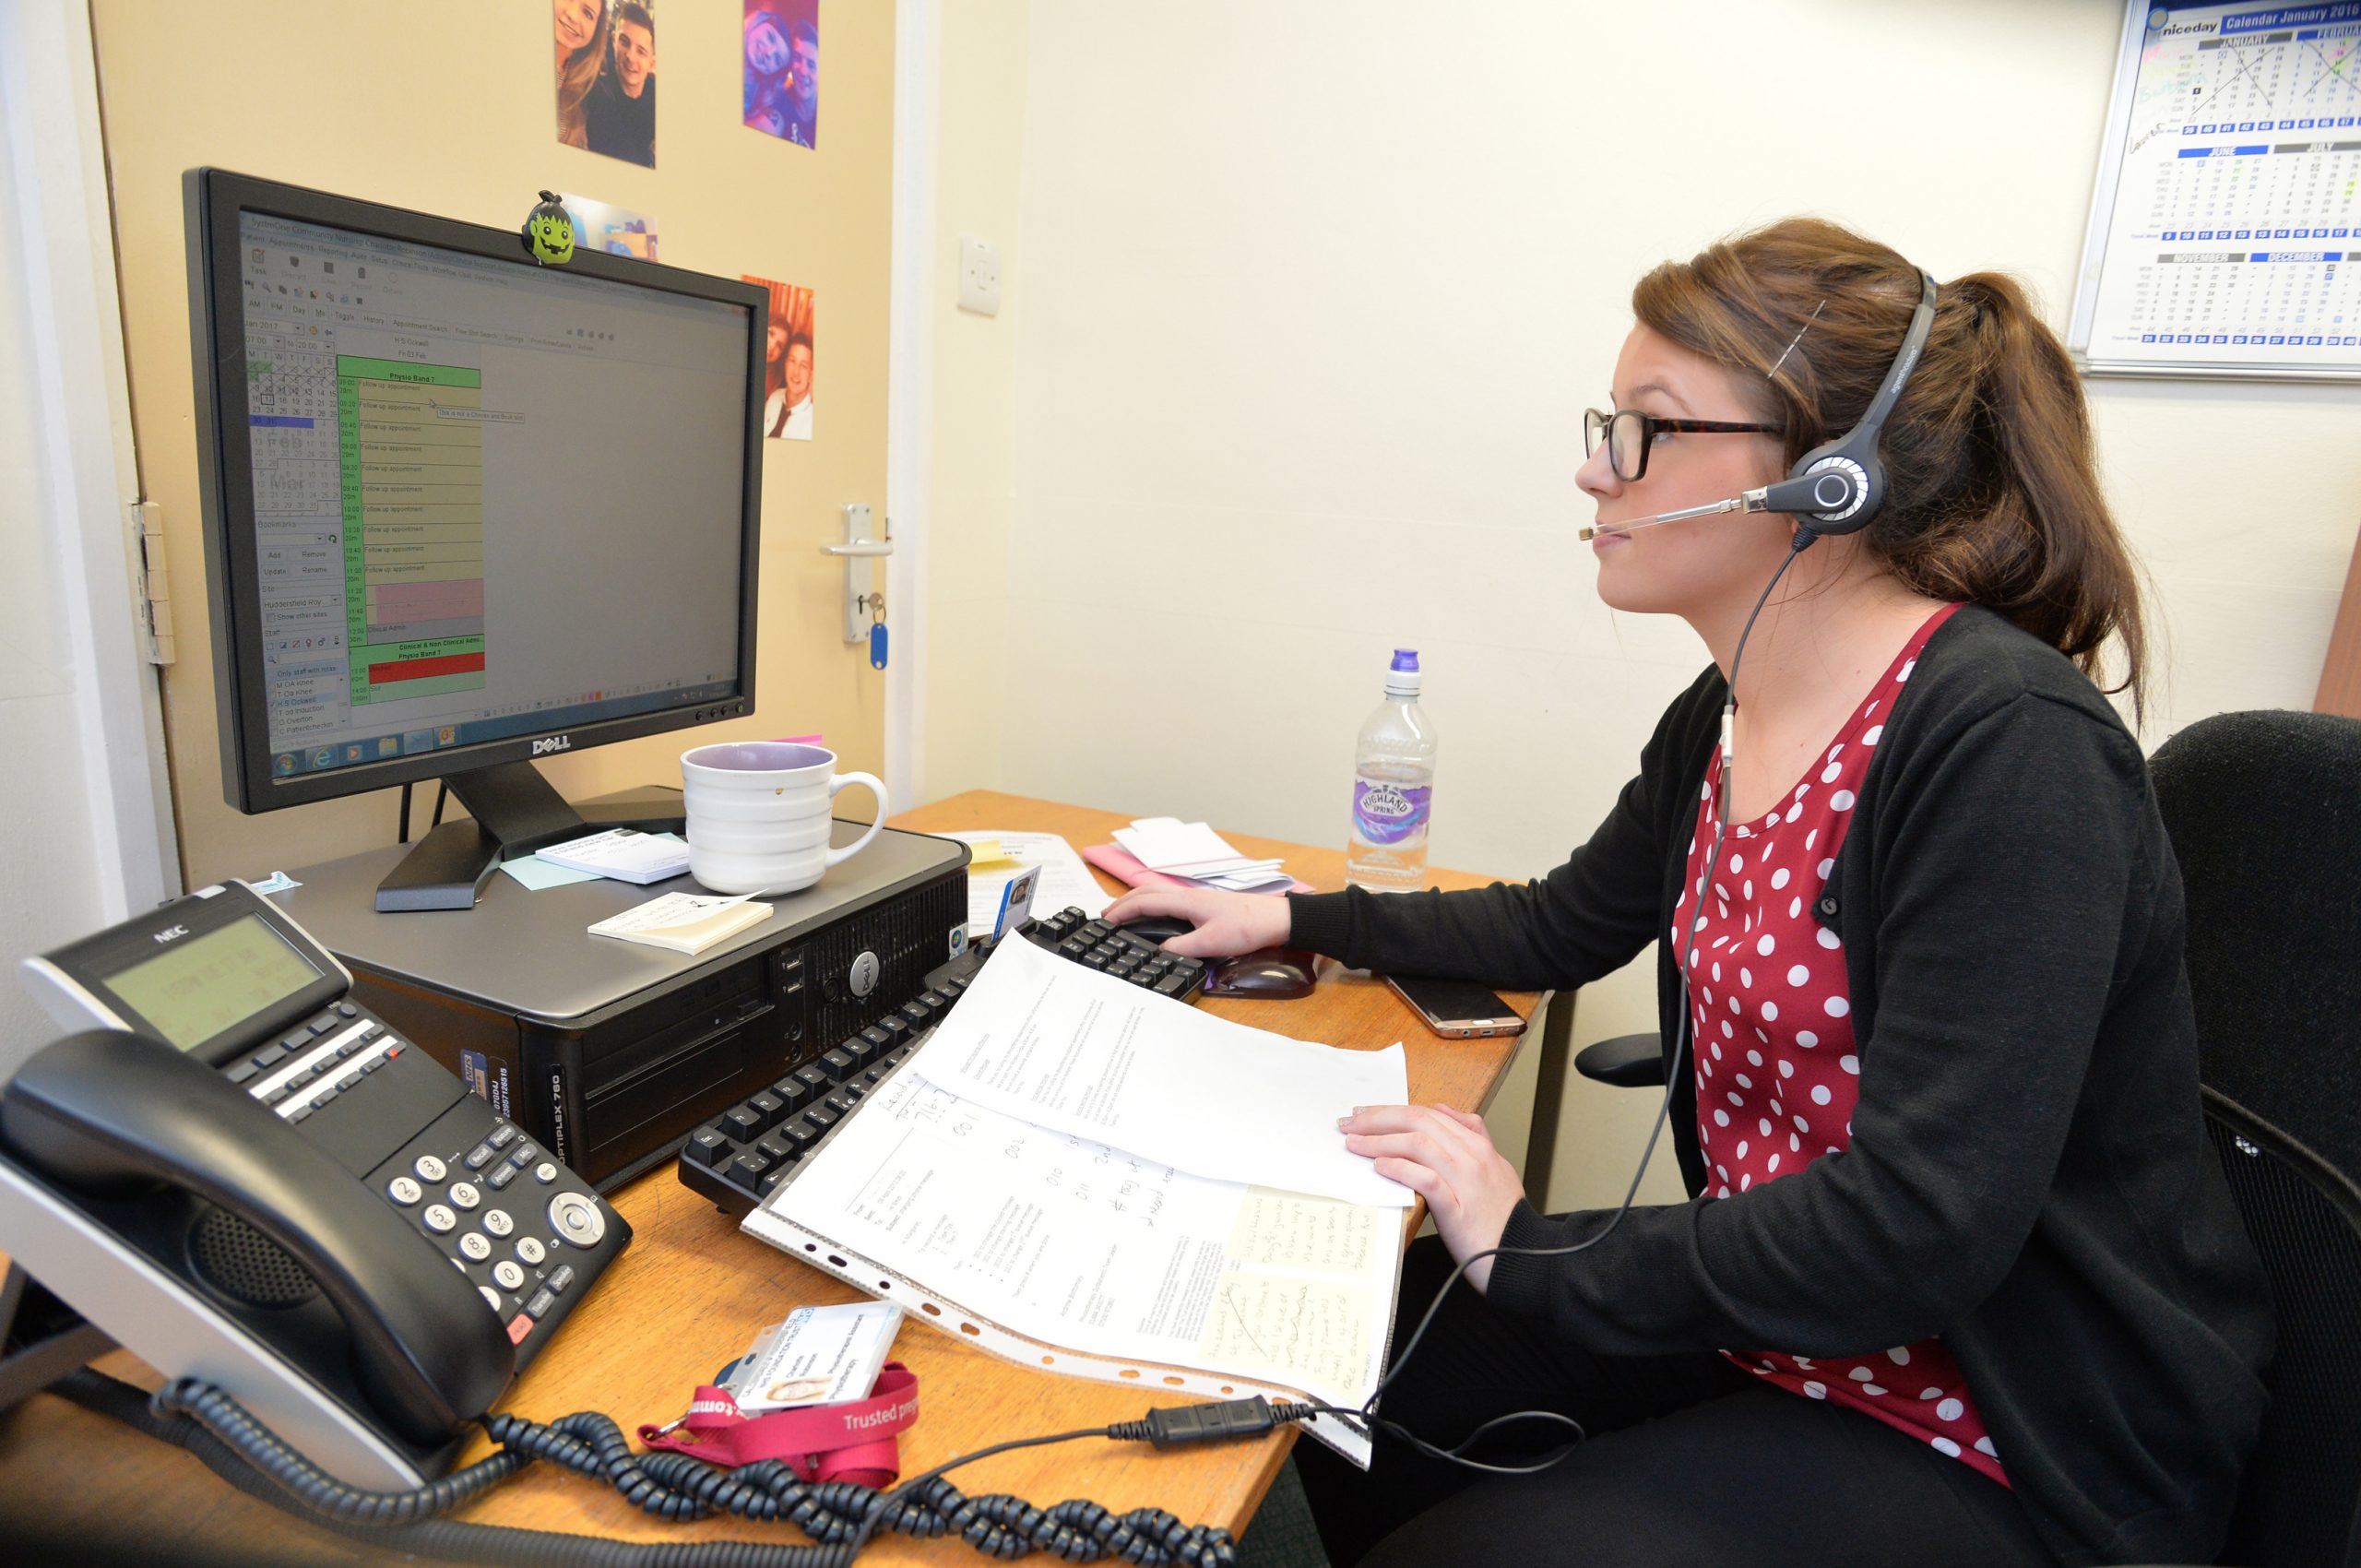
[1335, 1114, 1353, 1130]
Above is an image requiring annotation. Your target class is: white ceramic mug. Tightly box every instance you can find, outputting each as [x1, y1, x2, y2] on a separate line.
[680, 742, 889, 896]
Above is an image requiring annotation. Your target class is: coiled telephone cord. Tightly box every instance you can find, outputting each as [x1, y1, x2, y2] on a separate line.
[58, 1368, 1312, 1566]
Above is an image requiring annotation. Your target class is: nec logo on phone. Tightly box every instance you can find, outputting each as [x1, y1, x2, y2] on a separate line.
[531, 734, 573, 756]
[151, 925, 189, 944]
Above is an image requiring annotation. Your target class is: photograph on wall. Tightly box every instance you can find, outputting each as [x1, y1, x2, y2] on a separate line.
[560, 194, 658, 260]
[743, 275, 816, 440]
[553, 0, 658, 168]
[742, 0, 819, 148]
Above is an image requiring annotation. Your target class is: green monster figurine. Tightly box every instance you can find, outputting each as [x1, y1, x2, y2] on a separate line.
[522, 190, 575, 266]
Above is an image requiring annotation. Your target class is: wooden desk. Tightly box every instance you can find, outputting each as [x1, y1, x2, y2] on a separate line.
[0, 791, 1538, 1564]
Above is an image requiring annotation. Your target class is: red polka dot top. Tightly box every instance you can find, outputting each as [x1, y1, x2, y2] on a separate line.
[1674, 600, 2006, 1486]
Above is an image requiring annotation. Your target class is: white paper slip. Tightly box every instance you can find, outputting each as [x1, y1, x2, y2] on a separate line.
[1113, 818, 1255, 876]
[536, 827, 692, 885]
[757, 1071, 1401, 1420]
[723, 1301, 903, 1412]
[938, 830, 1110, 937]
[908, 935, 1412, 1206]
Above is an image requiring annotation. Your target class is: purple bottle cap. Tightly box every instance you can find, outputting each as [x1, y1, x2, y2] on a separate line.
[1391, 649, 1419, 673]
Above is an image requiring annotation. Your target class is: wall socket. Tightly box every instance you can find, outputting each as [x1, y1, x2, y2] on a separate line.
[957, 234, 1002, 315]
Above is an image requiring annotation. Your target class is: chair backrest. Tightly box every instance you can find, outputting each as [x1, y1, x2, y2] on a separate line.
[2201, 1092, 2361, 1568]
[2152, 710, 2361, 1568]
[2150, 710, 2361, 1178]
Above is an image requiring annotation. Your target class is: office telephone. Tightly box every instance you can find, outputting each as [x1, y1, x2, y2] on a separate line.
[2, 881, 630, 1491]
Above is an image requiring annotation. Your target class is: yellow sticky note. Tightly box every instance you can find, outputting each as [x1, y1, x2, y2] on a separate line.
[966, 839, 1019, 870]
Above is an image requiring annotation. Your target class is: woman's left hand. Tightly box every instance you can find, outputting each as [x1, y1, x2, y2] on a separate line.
[1341, 1103, 1525, 1294]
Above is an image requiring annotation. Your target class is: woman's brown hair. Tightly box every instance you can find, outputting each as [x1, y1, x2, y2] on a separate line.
[555, 0, 612, 150]
[1631, 218, 2148, 718]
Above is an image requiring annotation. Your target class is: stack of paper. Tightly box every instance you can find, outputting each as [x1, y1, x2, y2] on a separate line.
[535, 828, 691, 885]
[1110, 817, 1295, 894]
[935, 830, 1110, 938]
[743, 934, 1410, 1466]
[588, 891, 769, 955]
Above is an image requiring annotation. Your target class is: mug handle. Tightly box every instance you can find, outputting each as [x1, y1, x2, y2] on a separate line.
[824, 772, 890, 870]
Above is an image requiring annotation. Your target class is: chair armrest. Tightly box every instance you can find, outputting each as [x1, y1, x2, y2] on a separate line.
[1573, 1032, 1667, 1088]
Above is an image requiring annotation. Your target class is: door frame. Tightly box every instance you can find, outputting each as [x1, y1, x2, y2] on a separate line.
[4, 0, 181, 918]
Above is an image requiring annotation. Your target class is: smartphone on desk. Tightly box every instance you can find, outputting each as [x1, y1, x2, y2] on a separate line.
[1382, 974, 1526, 1039]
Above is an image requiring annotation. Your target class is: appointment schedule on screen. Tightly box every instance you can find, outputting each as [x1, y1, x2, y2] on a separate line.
[236, 212, 751, 779]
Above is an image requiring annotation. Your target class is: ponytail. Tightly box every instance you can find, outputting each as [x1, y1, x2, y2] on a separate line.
[1633, 220, 2150, 721]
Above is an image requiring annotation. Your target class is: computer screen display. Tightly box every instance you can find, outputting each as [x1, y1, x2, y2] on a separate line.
[238, 209, 748, 776]
[188, 172, 765, 812]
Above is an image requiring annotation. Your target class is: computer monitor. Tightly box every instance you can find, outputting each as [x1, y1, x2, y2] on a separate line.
[184, 171, 767, 910]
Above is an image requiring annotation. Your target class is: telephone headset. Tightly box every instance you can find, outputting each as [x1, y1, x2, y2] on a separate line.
[5, 274, 1941, 1562]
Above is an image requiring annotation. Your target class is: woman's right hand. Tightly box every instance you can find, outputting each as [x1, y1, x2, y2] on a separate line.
[1101, 887, 1293, 960]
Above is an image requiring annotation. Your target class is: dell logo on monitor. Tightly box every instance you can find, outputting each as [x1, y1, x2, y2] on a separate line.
[531, 735, 573, 756]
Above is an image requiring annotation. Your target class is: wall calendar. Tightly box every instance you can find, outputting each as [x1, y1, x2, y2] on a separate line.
[2070, 1, 2361, 380]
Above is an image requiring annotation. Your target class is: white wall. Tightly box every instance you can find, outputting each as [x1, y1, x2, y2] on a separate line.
[922, 0, 1032, 802]
[0, 57, 111, 1068]
[933, 1, 2361, 1206]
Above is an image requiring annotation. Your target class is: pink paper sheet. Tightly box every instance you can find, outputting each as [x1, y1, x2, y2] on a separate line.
[1081, 841, 1316, 897]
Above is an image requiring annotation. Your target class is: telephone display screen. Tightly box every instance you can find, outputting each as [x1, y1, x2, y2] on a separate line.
[104, 916, 322, 1051]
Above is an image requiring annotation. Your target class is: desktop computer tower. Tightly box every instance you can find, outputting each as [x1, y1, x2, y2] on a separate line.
[278, 824, 968, 1193]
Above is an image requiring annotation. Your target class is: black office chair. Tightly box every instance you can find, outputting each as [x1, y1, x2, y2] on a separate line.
[1564, 708, 2361, 1568]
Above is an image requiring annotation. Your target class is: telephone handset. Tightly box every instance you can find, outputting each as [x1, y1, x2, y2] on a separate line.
[2, 881, 630, 1490]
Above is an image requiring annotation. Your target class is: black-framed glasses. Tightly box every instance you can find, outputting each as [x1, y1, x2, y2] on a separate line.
[1583, 408, 1780, 482]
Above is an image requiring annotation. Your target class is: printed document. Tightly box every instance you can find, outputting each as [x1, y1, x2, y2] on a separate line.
[937, 830, 1111, 937]
[753, 1070, 1402, 1414]
[908, 934, 1411, 1207]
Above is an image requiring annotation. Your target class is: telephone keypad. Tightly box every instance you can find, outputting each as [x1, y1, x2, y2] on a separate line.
[361, 1088, 624, 1368]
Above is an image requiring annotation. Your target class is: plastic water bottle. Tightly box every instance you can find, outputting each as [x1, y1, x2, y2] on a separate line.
[1346, 649, 1437, 893]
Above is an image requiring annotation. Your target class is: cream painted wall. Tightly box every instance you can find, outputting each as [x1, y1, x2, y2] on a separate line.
[90, 0, 901, 890]
[932, 1, 2361, 1208]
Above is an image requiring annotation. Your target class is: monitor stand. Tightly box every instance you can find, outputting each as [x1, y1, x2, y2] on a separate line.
[373, 761, 685, 913]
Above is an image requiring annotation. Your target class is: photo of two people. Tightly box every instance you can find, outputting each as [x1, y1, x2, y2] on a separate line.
[745, 275, 816, 441]
[742, 0, 819, 148]
[553, 0, 657, 168]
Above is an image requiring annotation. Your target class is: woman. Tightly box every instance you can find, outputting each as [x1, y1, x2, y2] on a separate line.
[552, 0, 610, 150]
[1106, 220, 2271, 1567]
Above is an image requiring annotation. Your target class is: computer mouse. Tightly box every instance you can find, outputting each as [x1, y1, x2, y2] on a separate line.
[1117, 913, 1198, 946]
[1205, 947, 1318, 1001]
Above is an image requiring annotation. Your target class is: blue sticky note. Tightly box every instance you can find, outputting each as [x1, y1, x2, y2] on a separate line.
[500, 856, 603, 891]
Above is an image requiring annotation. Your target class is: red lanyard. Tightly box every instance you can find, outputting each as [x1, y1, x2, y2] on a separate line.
[639, 1362, 919, 1488]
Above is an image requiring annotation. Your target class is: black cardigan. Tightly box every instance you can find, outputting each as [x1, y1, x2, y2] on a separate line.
[1287, 606, 2272, 1566]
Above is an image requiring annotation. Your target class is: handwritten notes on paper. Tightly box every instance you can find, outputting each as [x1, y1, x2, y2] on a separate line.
[755, 1071, 1401, 1412]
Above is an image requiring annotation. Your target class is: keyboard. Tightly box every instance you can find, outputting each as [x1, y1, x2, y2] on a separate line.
[675, 908, 1209, 1215]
